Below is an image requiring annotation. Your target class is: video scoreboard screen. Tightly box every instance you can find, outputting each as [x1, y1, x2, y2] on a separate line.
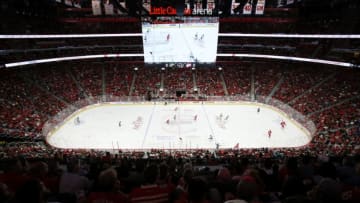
[142, 16, 219, 64]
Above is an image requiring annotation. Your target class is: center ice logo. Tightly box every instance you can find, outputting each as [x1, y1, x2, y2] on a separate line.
[161, 107, 198, 133]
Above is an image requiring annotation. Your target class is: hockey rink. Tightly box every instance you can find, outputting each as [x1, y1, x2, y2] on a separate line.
[46, 102, 313, 150]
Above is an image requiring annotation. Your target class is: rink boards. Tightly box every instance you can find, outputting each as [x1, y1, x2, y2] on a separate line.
[46, 101, 313, 150]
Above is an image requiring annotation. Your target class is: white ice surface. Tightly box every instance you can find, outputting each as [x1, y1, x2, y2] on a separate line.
[46, 102, 312, 150]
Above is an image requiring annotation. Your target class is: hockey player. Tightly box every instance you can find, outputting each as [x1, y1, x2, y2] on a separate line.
[194, 114, 198, 121]
[166, 119, 170, 124]
[166, 34, 170, 41]
[200, 34, 204, 41]
[194, 32, 198, 40]
[119, 121, 122, 127]
[74, 116, 80, 125]
[209, 134, 213, 140]
[257, 107, 260, 113]
[268, 129, 272, 138]
[280, 120, 286, 129]
[224, 115, 229, 120]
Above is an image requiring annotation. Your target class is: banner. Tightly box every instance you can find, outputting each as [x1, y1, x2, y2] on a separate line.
[104, 3, 114, 15]
[255, 0, 265, 15]
[243, 1, 252, 15]
[92, 0, 102, 15]
[143, 0, 151, 13]
[231, 0, 241, 15]
[207, 0, 215, 10]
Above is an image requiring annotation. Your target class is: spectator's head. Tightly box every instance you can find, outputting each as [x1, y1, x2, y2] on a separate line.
[217, 166, 231, 182]
[286, 157, 298, 173]
[318, 161, 336, 179]
[309, 178, 341, 203]
[29, 161, 48, 179]
[0, 182, 11, 203]
[135, 159, 145, 173]
[356, 162, 360, 175]
[67, 159, 80, 173]
[282, 177, 306, 198]
[264, 158, 273, 169]
[144, 164, 158, 184]
[183, 167, 194, 184]
[159, 162, 168, 181]
[342, 156, 354, 167]
[97, 168, 120, 192]
[236, 175, 259, 202]
[188, 177, 208, 203]
[14, 179, 46, 203]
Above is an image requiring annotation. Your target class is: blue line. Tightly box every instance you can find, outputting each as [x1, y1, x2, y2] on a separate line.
[141, 103, 156, 148]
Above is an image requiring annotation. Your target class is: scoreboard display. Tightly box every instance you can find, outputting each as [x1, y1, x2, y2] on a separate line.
[142, 16, 219, 64]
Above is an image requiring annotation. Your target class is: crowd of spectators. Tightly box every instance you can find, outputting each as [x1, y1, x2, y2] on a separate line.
[163, 68, 195, 97]
[254, 65, 282, 98]
[71, 65, 103, 98]
[132, 67, 161, 97]
[292, 70, 360, 115]
[273, 66, 330, 103]
[196, 68, 225, 96]
[310, 98, 360, 131]
[222, 65, 251, 97]
[0, 141, 359, 203]
[105, 65, 133, 97]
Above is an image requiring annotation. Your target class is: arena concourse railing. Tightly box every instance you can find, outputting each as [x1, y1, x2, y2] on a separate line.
[43, 95, 316, 149]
